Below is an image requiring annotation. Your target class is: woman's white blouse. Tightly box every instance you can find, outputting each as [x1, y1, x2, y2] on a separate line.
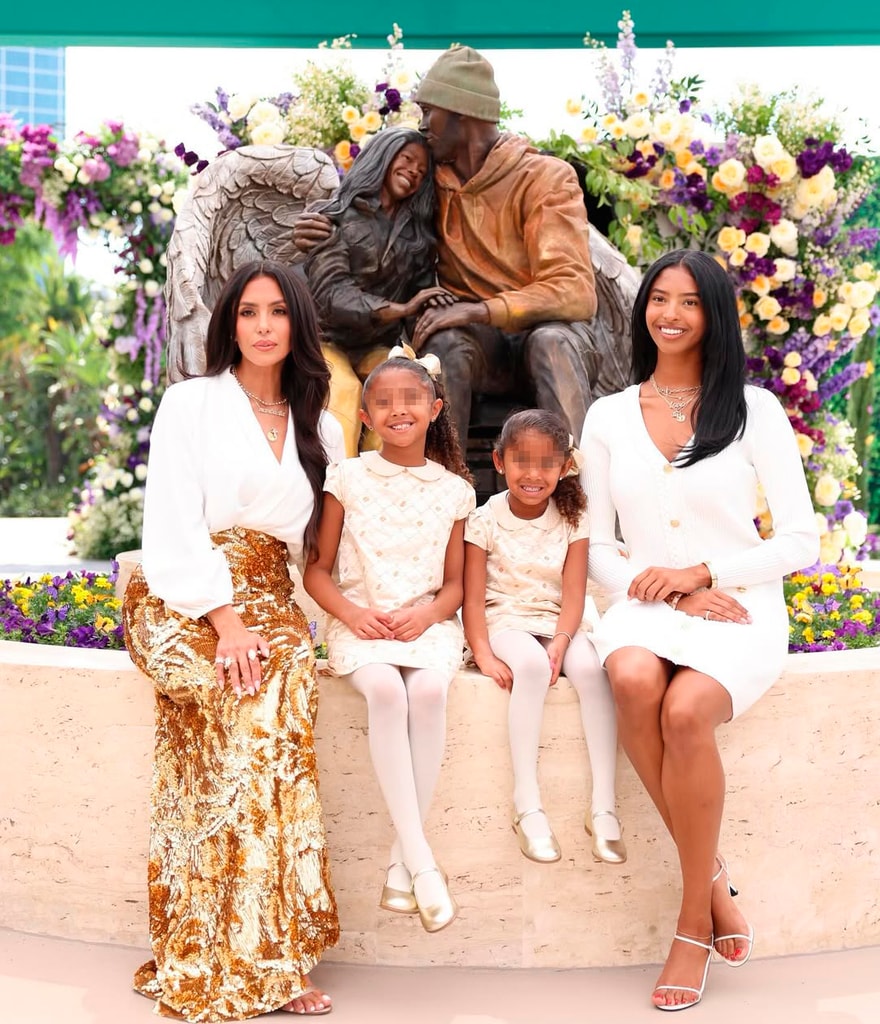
[141, 370, 345, 618]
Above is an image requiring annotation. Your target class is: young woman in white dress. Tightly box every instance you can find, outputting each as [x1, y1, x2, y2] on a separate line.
[580, 250, 819, 1011]
[303, 350, 475, 934]
[463, 409, 625, 867]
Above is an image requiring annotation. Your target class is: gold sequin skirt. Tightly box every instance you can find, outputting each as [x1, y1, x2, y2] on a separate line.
[123, 527, 339, 1022]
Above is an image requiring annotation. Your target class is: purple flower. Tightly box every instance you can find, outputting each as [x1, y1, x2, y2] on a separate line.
[678, 99, 691, 113]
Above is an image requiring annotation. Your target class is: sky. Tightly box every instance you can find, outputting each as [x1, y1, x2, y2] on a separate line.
[63, 44, 880, 282]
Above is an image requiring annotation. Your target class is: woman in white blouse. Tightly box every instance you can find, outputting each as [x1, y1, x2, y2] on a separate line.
[580, 250, 819, 1012]
[123, 262, 346, 1021]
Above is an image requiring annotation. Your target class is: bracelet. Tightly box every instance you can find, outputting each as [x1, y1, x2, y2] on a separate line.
[553, 631, 573, 643]
[704, 561, 718, 590]
[665, 592, 683, 611]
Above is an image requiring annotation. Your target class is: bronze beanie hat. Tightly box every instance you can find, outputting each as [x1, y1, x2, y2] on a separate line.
[415, 45, 501, 122]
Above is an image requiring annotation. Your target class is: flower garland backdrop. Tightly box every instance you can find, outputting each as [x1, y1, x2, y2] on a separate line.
[1, 15, 879, 652]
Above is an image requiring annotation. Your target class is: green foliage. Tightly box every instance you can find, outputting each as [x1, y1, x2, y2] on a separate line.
[0, 224, 105, 515]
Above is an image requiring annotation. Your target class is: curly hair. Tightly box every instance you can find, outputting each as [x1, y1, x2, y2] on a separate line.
[362, 357, 473, 483]
[199, 260, 331, 561]
[495, 408, 586, 528]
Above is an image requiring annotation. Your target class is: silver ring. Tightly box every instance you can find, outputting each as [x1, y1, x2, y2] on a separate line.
[214, 656, 224, 664]
[247, 649, 258, 662]
[705, 610, 711, 621]
[223, 656, 233, 670]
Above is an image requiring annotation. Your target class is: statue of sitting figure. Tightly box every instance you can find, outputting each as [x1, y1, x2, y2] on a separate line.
[304, 127, 454, 455]
[295, 44, 634, 445]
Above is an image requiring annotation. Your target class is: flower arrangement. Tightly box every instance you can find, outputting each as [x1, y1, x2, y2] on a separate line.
[545, 10, 879, 558]
[0, 115, 188, 557]
[785, 564, 880, 652]
[190, 25, 419, 175]
[0, 568, 125, 649]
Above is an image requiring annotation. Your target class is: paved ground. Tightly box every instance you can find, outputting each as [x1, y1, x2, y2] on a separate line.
[0, 517, 111, 578]
[1, 928, 878, 1024]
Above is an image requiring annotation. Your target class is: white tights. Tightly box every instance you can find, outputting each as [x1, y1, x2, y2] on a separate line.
[347, 663, 451, 883]
[490, 630, 619, 832]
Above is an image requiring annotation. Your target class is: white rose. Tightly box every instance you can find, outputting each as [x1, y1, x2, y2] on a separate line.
[140, 378, 153, 391]
[144, 280, 161, 298]
[129, 200, 143, 214]
[122, 384, 136, 397]
[134, 464, 148, 482]
[138, 397, 154, 413]
[752, 135, 785, 169]
[622, 112, 651, 139]
[162, 180, 177, 196]
[228, 94, 256, 120]
[148, 183, 162, 198]
[843, 510, 868, 549]
[850, 281, 876, 309]
[773, 258, 797, 283]
[249, 121, 286, 146]
[246, 100, 282, 127]
[158, 253, 168, 267]
[119, 472, 134, 489]
[652, 111, 683, 147]
[796, 164, 835, 208]
[769, 219, 799, 257]
[138, 259, 154, 275]
[54, 155, 77, 183]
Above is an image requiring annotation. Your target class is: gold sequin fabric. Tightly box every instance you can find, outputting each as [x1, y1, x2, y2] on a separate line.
[123, 527, 339, 1022]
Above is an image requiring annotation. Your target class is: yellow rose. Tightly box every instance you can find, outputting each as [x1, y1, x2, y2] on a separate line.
[783, 351, 802, 368]
[362, 110, 383, 133]
[749, 275, 771, 296]
[828, 303, 852, 332]
[812, 314, 833, 336]
[797, 434, 815, 458]
[659, 168, 677, 191]
[802, 369, 818, 392]
[850, 281, 876, 309]
[389, 69, 413, 91]
[601, 113, 620, 129]
[728, 247, 747, 268]
[739, 312, 754, 328]
[717, 226, 746, 253]
[769, 219, 799, 256]
[622, 112, 651, 139]
[796, 164, 835, 208]
[625, 224, 643, 251]
[610, 124, 626, 140]
[814, 473, 842, 507]
[636, 140, 656, 158]
[714, 158, 747, 191]
[565, 98, 583, 116]
[813, 287, 827, 309]
[228, 93, 257, 120]
[745, 232, 771, 257]
[781, 365, 801, 384]
[752, 134, 785, 169]
[848, 309, 871, 336]
[837, 281, 854, 304]
[754, 295, 782, 320]
[580, 125, 598, 144]
[350, 123, 367, 143]
[684, 161, 707, 180]
[334, 140, 352, 163]
[631, 90, 650, 109]
[772, 259, 797, 283]
[854, 262, 875, 281]
[767, 316, 790, 336]
[341, 106, 360, 125]
[652, 111, 683, 146]
[769, 154, 798, 183]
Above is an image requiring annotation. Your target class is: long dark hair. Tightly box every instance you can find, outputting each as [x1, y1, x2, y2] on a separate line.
[314, 128, 435, 263]
[495, 409, 586, 528]
[202, 260, 331, 560]
[631, 249, 747, 466]
[362, 357, 473, 483]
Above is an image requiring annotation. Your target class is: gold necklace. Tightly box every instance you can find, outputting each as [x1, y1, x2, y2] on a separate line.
[231, 367, 287, 441]
[649, 374, 701, 423]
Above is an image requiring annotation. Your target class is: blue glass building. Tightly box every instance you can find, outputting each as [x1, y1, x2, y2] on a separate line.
[0, 46, 65, 132]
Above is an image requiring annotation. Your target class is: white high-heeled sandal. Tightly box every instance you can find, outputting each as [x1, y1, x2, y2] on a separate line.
[712, 856, 755, 967]
[653, 933, 713, 1012]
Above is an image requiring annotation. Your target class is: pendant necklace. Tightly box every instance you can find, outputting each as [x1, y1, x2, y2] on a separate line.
[649, 373, 701, 423]
[231, 367, 287, 441]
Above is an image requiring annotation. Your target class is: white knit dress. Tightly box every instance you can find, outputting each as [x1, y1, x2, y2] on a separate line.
[580, 384, 820, 718]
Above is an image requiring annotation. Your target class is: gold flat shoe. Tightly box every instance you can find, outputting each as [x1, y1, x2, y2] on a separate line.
[512, 808, 561, 863]
[379, 861, 417, 914]
[585, 810, 627, 864]
[411, 866, 458, 933]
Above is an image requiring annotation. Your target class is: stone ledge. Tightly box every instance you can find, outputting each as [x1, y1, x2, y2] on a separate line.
[1, 639, 878, 967]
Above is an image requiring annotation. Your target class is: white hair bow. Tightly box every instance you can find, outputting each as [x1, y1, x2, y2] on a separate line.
[565, 434, 585, 477]
[387, 343, 442, 380]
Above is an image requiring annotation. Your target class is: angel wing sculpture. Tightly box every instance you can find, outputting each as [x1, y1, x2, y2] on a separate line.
[164, 144, 340, 380]
[586, 223, 639, 398]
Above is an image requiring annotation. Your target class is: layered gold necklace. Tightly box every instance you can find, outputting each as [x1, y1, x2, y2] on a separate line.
[649, 374, 701, 423]
[231, 367, 288, 442]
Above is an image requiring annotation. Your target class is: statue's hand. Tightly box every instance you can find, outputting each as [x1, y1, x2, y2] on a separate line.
[402, 287, 457, 317]
[412, 300, 491, 349]
[293, 212, 334, 253]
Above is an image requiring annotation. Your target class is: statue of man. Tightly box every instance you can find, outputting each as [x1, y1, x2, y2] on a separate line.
[297, 45, 599, 442]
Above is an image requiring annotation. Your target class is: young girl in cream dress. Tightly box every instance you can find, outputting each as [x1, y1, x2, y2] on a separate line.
[304, 350, 474, 934]
[463, 409, 625, 867]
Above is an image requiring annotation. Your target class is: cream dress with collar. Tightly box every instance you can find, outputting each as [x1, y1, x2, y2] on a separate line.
[324, 449, 476, 676]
